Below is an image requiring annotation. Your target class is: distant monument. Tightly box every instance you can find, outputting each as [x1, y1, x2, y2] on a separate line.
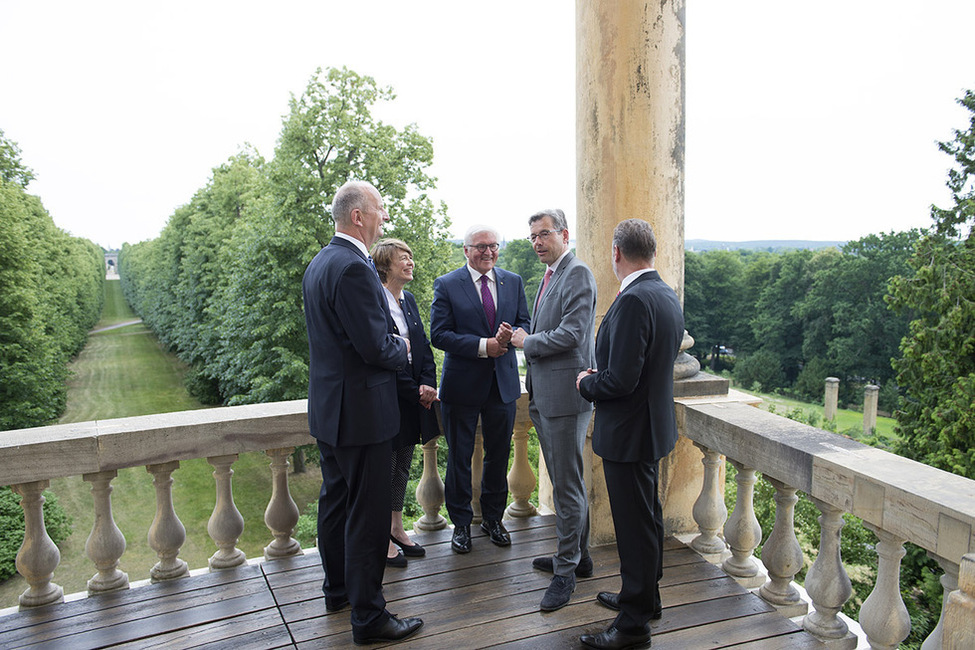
[105, 250, 119, 277]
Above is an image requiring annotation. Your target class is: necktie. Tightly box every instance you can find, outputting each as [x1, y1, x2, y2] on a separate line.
[480, 275, 496, 331]
[536, 268, 553, 308]
[367, 256, 379, 277]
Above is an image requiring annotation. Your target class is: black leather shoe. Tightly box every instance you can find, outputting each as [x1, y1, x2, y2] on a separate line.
[596, 592, 662, 620]
[540, 574, 575, 611]
[391, 534, 425, 557]
[325, 596, 349, 613]
[353, 615, 423, 645]
[580, 624, 651, 649]
[480, 519, 511, 546]
[451, 524, 472, 554]
[386, 551, 407, 568]
[532, 554, 594, 578]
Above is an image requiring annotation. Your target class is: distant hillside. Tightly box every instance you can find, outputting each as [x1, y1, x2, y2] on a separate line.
[685, 239, 846, 252]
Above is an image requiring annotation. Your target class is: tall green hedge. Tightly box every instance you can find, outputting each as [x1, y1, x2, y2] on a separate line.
[0, 131, 104, 431]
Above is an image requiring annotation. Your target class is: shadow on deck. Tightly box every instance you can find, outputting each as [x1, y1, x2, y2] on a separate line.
[0, 516, 823, 649]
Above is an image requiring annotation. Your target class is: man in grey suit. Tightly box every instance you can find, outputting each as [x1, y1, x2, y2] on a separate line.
[511, 208, 597, 612]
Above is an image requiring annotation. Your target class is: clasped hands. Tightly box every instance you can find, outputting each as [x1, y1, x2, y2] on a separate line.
[486, 322, 513, 358]
[418, 384, 438, 409]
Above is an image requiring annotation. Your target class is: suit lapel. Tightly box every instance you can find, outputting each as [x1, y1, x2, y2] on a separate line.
[459, 267, 492, 334]
[532, 254, 572, 332]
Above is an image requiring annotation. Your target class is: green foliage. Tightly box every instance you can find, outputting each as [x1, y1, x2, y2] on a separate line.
[889, 88, 975, 480]
[0, 129, 35, 187]
[499, 239, 545, 308]
[733, 349, 785, 392]
[120, 67, 452, 406]
[0, 136, 104, 430]
[0, 487, 72, 581]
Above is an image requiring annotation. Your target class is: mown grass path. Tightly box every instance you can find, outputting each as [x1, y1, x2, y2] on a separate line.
[0, 280, 320, 608]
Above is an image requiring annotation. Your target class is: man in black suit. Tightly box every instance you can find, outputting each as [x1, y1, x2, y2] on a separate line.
[576, 219, 684, 650]
[430, 225, 531, 554]
[303, 180, 423, 645]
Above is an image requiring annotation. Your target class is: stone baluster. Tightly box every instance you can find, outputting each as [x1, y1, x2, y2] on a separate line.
[690, 443, 727, 556]
[944, 553, 975, 649]
[803, 498, 855, 647]
[471, 428, 484, 524]
[505, 420, 537, 518]
[721, 461, 763, 586]
[206, 454, 246, 569]
[758, 477, 806, 615]
[12, 481, 63, 608]
[83, 470, 129, 594]
[414, 436, 446, 531]
[919, 553, 959, 650]
[859, 524, 910, 649]
[146, 461, 188, 582]
[264, 447, 301, 559]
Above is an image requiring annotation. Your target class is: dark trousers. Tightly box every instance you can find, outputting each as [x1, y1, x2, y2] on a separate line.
[602, 457, 663, 633]
[318, 440, 391, 633]
[441, 378, 516, 525]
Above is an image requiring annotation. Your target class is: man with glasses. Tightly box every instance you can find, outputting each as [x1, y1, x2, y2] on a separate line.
[430, 225, 530, 554]
[510, 209, 597, 611]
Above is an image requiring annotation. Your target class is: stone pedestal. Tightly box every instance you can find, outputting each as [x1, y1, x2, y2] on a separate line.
[863, 384, 879, 435]
[824, 377, 839, 421]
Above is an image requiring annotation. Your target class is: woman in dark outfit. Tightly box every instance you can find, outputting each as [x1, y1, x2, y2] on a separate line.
[372, 238, 441, 567]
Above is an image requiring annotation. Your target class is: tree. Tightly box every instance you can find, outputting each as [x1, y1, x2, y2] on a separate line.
[750, 249, 814, 385]
[121, 67, 452, 406]
[795, 231, 918, 404]
[0, 131, 103, 430]
[0, 128, 35, 188]
[499, 239, 545, 308]
[889, 88, 975, 479]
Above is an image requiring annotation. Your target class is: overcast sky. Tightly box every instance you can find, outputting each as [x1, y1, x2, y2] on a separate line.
[2, 1, 973, 250]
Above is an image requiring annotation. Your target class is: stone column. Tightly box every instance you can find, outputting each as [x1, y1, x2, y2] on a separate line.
[863, 384, 879, 435]
[824, 377, 839, 421]
[577, 0, 690, 542]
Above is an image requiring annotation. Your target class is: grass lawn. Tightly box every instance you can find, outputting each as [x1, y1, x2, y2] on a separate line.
[0, 280, 321, 608]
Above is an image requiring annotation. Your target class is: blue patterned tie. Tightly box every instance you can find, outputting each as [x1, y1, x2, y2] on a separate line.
[480, 275, 496, 331]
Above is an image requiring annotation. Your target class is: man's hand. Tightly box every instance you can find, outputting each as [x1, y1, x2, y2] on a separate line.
[418, 384, 438, 409]
[576, 368, 596, 391]
[495, 321, 513, 346]
[486, 337, 508, 358]
[511, 327, 527, 349]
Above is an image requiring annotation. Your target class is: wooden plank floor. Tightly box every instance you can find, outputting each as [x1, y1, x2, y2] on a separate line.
[0, 516, 823, 649]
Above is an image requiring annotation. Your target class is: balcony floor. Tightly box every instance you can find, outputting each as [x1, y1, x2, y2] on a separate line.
[0, 515, 824, 649]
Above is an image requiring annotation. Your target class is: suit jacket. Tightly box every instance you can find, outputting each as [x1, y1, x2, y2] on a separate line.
[430, 265, 531, 406]
[523, 252, 597, 417]
[391, 289, 441, 448]
[579, 271, 684, 462]
[303, 236, 408, 447]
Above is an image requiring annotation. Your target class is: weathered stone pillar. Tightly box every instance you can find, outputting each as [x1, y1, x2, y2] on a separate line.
[863, 384, 879, 435]
[824, 377, 839, 421]
[577, 0, 697, 542]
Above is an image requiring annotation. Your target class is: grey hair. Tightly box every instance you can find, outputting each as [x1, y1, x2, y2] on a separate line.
[330, 180, 375, 225]
[464, 224, 500, 245]
[528, 208, 568, 232]
[613, 219, 657, 262]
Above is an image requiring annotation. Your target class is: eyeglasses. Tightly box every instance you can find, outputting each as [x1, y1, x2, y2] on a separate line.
[469, 243, 500, 253]
[528, 229, 562, 243]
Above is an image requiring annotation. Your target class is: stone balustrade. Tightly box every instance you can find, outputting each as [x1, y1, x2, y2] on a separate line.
[5, 389, 974, 648]
[0, 396, 539, 610]
[679, 397, 975, 649]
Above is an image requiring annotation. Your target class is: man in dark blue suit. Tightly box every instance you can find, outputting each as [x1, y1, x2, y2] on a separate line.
[302, 180, 423, 645]
[576, 219, 684, 650]
[430, 225, 531, 554]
